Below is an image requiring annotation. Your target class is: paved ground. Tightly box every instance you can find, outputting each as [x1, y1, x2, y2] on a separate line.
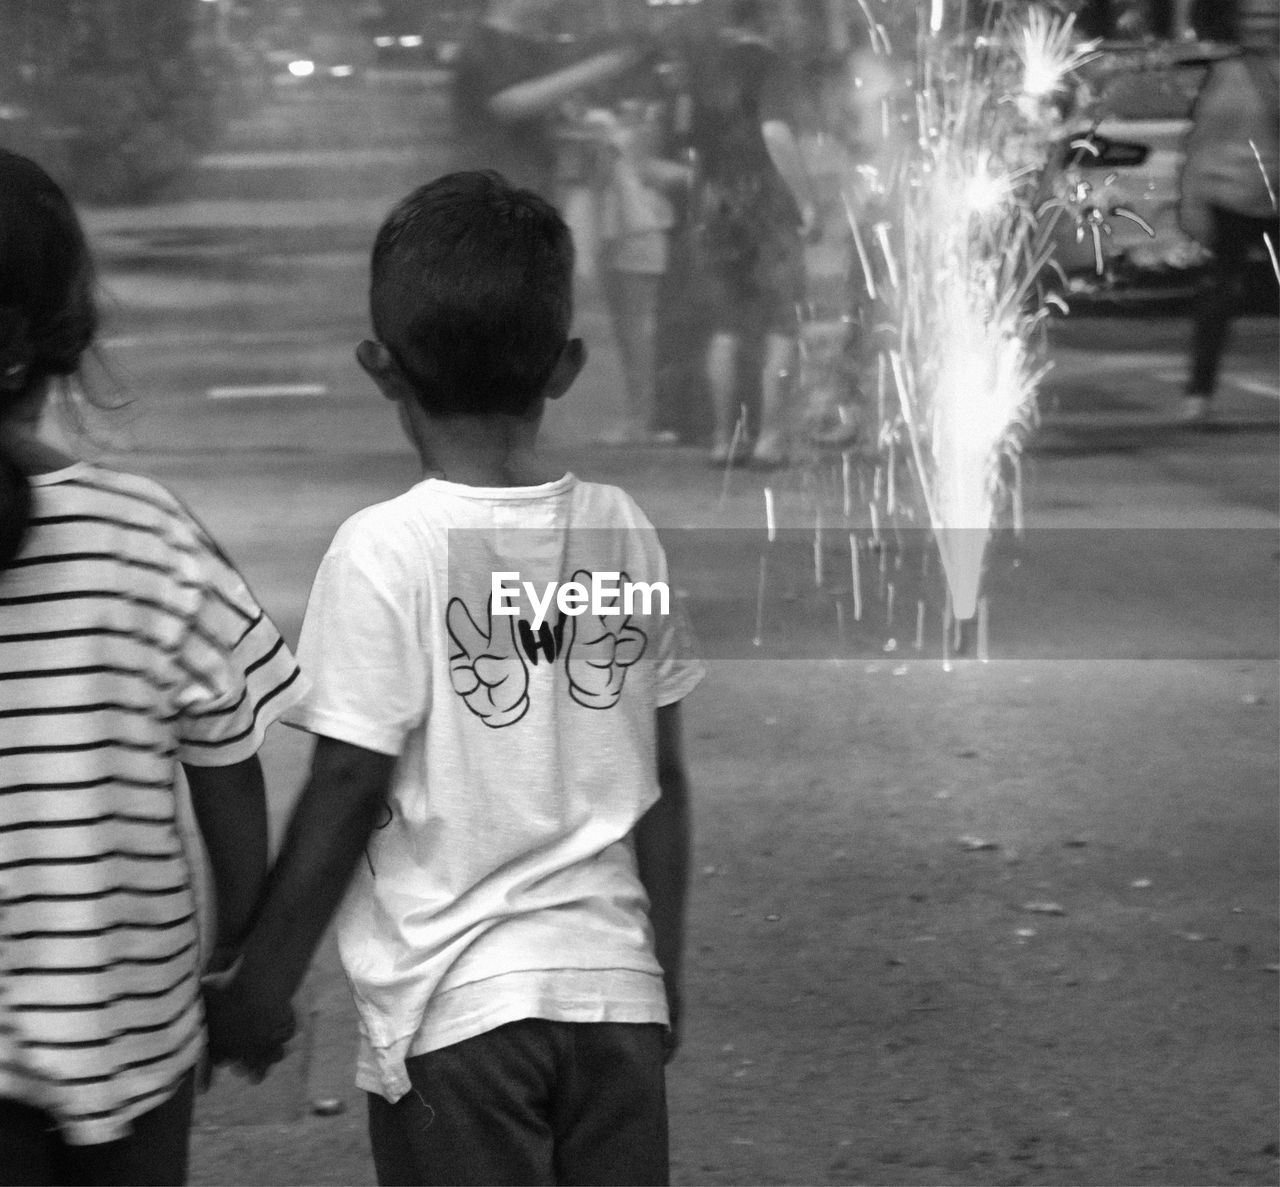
[175, 448, 1278, 1187]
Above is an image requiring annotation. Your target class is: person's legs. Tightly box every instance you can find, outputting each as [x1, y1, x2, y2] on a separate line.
[707, 330, 743, 461]
[749, 225, 803, 463]
[366, 1020, 557, 1187]
[752, 329, 797, 465]
[367, 1091, 419, 1187]
[65, 1071, 195, 1186]
[654, 230, 711, 443]
[1185, 207, 1272, 416]
[552, 1023, 668, 1187]
[0, 1097, 65, 1186]
[1, 1073, 198, 1187]
[602, 267, 662, 441]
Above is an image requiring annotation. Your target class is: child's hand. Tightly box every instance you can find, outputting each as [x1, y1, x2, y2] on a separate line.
[447, 598, 531, 727]
[563, 570, 647, 710]
[203, 979, 296, 1084]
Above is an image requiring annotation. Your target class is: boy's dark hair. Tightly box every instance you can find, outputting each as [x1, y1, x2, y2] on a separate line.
[369, 171, 575, 418]
[0, 149, 98, 569]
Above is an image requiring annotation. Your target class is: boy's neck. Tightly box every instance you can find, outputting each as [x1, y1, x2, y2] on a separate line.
[418, 412, 563, 489]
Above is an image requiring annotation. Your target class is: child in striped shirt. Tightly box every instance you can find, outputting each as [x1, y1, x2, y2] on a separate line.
[0, 149, 305, 1183]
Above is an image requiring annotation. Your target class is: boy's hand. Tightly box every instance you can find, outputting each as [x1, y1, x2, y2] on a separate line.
[447, 598, 530, 727]
[203, 979, 296, 1084]
[564, 570, 647, 710]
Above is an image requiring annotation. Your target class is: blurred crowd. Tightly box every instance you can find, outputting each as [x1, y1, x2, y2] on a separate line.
[447, 0, 906, 462]
[445, 0, 1278, 455]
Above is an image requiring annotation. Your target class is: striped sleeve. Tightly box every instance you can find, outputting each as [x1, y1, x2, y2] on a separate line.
[171, 530, 306, 767]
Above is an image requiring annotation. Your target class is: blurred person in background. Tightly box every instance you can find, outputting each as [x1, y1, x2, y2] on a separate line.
[1077, 0, 1120, 38]
[1178, 0, 1279, 423]
[574, 3, 699, 447]
[584, 94, 693, 446]
[802, 4, 907, 449]
[1189, 0, 1238, 41]
[450, 0, 653, 198]
[684, 0, 819, 467]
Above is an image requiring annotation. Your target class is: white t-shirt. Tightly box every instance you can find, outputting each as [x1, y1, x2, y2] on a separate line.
[284, 473, 703, 1101]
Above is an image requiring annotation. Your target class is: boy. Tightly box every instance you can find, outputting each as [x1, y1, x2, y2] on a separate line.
[207, 170, 703, 1186]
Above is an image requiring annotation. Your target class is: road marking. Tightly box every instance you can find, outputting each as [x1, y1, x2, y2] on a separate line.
[106, 329, 344, 349]
[1053, 350, 1186, 371]
[84, 198, 391, 233]
[1154, 371, 1280, 399]
[197, 147, 427, 170]
[1227, 378, 1280, 400]
[207, 383, 328, 399]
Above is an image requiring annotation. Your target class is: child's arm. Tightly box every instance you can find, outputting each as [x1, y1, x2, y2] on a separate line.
[204, 736, 396, 1069]
[183, 756, 269, 969]
[634, 702, 692, 1061]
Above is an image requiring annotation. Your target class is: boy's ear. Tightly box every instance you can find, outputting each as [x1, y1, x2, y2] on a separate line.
[356, 340, 416, 403]
[542, 337, 587, 402]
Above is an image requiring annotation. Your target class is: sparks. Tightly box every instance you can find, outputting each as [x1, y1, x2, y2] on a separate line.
[1014, 8, 1100, 100]
[851, 2, 1063, 625]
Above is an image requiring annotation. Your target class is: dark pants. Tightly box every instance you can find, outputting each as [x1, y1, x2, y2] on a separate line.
[367, 1020, 668, 1187]
[1189, 206, 1279, 398]
[0, 1070, 195, 1186]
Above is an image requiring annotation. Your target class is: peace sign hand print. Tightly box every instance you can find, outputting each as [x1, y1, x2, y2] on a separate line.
[446, 597, 530, 727]
[563, 570, 647, 710]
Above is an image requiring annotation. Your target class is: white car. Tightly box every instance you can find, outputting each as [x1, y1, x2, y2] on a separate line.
[1045, 44, 1230, 298]
[264, 30, 371, 90]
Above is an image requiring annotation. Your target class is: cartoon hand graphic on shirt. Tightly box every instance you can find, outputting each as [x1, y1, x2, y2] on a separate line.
[447, 597, 530, 727]
[563, 570, 647, 710]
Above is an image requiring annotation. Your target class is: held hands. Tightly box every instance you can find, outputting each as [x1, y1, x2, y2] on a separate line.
[201, 974, 297, 1088]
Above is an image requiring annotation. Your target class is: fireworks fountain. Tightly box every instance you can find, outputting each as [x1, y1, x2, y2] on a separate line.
[840, 2, 1099, 639]
[741, 2, 1109, 662]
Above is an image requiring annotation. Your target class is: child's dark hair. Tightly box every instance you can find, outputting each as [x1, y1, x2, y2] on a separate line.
[369, 170, 575, 418]
[0, 150, 98, 568]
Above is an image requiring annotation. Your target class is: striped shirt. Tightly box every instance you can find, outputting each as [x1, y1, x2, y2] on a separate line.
[0, 462, 304, 1145]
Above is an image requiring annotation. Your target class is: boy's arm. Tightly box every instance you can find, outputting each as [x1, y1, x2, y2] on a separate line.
[634, 701, 692, 1062]
[205, 736, 396, 1068]
[183, 756, 269, 968]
